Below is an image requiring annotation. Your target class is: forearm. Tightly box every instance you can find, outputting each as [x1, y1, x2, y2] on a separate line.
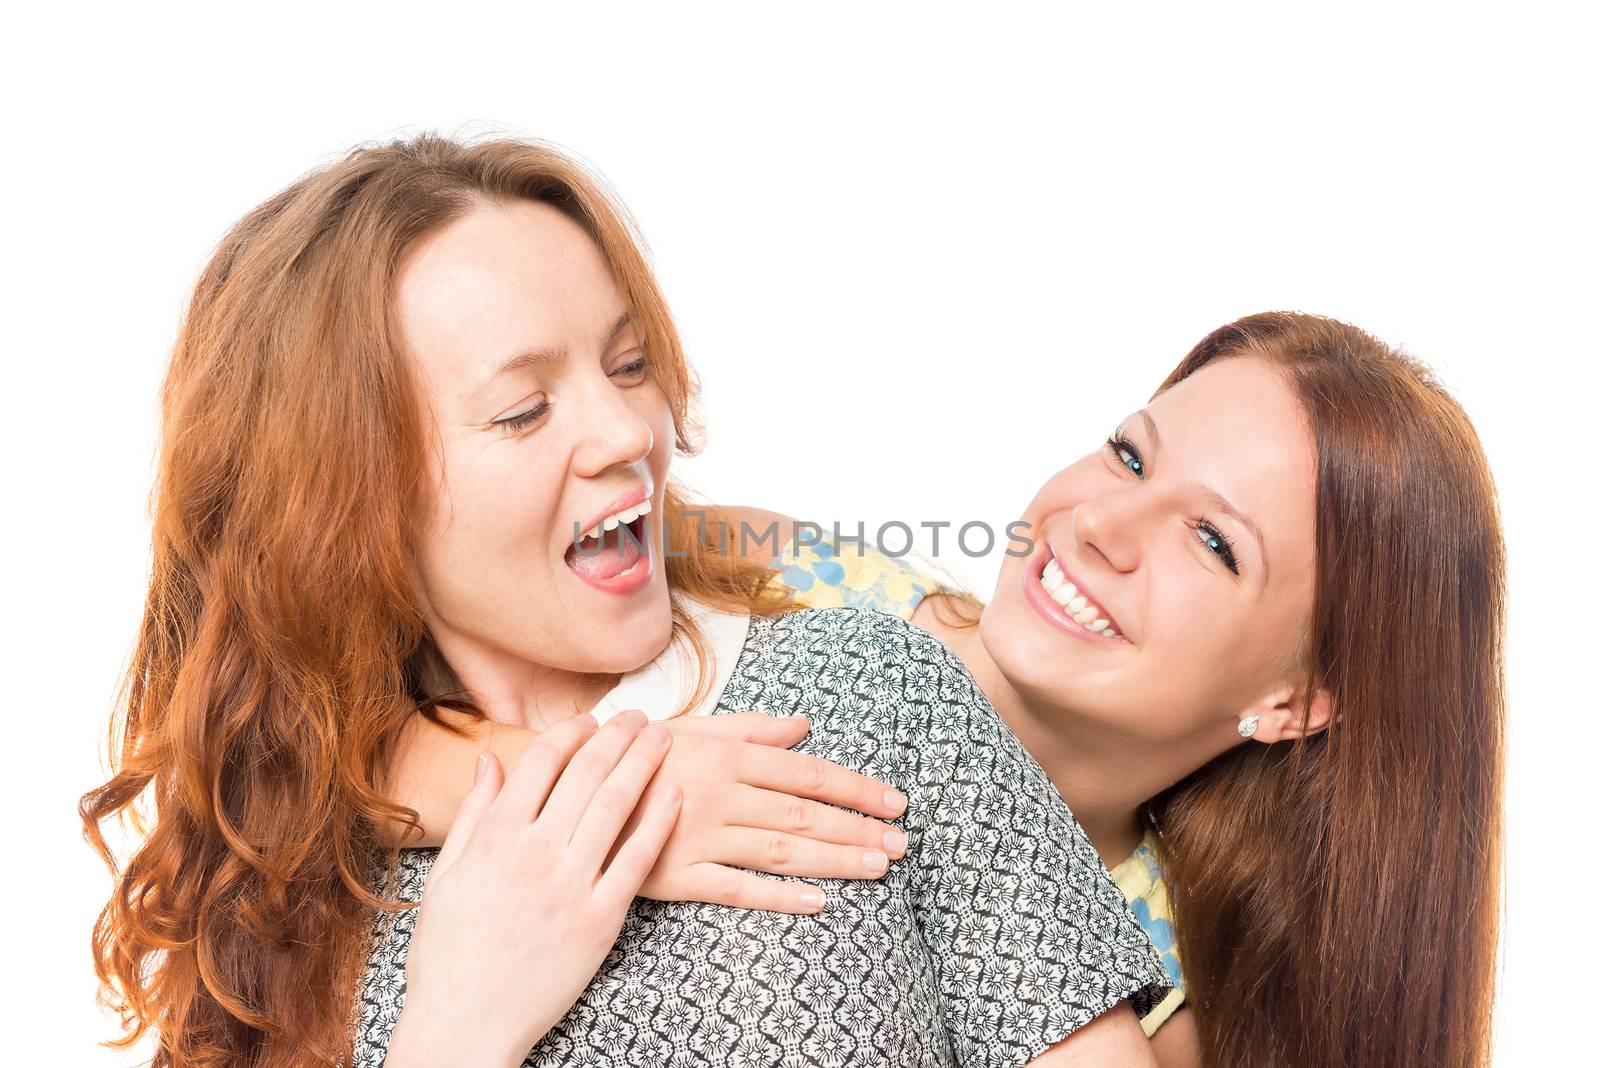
[379, 711, 540, 848]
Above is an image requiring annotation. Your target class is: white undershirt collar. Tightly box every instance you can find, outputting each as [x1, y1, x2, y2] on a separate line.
[586, 597, 753, 724]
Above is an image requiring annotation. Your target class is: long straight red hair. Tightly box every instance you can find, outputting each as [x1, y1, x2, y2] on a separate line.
[1148, 312, 1506, 1067]
[78, 132, 787, 1068]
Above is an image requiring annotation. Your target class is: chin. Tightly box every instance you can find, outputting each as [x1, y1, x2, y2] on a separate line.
[980, 591, 1105, 706]
[979, 607, 1053, 694]
[587, 589, 675, 674]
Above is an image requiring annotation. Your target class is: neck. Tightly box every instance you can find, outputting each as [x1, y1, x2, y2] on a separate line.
[920, 598, 1202, 868]
[422, 629, 621, 732]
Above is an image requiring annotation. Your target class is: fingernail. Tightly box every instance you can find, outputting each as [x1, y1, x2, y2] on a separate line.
[884, 789, 907, 815]
[863, 849, 888, 874]
[621, 708, 648, 726]
[883, 829, 907, 856]
[474, 752, 489, 782]
[798, 887, 825, 912]
[641, 724, 669, 746]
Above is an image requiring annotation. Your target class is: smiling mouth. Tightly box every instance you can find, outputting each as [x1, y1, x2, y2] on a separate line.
[565, 507, 651, 592]
[1024, 546, 1126, 643]
[1040, 557, 1120, 637]
[576, 498, 652, 545]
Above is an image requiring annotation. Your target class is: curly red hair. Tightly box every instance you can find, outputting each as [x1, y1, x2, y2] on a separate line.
[79, 132, 787, 1067]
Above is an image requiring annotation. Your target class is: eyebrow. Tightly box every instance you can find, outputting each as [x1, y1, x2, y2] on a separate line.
[1139, 409, 1269, 577]
[475, 311, 633, 397]
[1136, 409, 1163, 451]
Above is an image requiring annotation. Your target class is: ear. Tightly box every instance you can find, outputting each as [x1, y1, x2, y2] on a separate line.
[1241, 685, 1336, 744]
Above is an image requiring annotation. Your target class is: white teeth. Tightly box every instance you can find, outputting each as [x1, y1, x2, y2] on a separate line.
[577, 499, 652, 545]
[1041, 557, 1119, 637]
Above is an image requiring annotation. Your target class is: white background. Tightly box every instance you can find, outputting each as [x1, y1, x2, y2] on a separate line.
[5, 3, 1593, 1063]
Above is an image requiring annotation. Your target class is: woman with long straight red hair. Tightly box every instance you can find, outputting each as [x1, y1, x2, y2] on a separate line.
[394, 311, 1507, 1066]
[80, 132, 1170, 1068]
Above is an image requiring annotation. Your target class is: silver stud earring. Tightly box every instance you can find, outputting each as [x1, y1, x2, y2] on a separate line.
[1237, 715, 1260, 739]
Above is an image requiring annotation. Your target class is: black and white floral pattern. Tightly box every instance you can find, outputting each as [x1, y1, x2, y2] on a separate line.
[350, 608, 1170, 1067]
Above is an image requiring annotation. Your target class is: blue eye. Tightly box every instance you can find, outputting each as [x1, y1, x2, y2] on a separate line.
[1101, 427, 1241, 576]
[1105, 434, 1145, 480]
[1195, 518, 1240, 575]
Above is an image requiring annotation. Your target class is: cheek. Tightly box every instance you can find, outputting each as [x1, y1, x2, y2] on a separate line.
[1152, 555, 1257, 660]
[1142, 565, 1283, 706]
[642, 386, 675, 460]
[629, 387, 676, 499]
[418, 444, 565, 584]
[1023, 462, 1100, 521]
[1147, 561, 1218, 640]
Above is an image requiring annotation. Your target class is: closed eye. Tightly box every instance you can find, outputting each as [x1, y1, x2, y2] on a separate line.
[492, 353, 648, 436]
[611, 352, 649, 379]
[492, 400, 550, 434]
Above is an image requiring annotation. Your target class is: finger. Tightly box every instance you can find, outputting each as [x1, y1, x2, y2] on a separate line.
[669, 861, 827, 916]
[493, 712, 599, 821]
[595, 782, 682, 910]
[712, 826, 894, 881]
[733, 784, 907, 856]
[696, 711, 811, 748]
[535, 710, 648, 835]
[737, 745, 907, 819]
[428, 750, 502, 886]
[567, 723, 673, 871]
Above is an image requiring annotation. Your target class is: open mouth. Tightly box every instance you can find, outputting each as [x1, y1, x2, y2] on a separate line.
[565, 500, 652, 593]
[1023, 544, 1126, 643]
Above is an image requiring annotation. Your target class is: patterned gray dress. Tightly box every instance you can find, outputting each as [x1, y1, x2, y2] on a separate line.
[350, 608, 1170, 1067]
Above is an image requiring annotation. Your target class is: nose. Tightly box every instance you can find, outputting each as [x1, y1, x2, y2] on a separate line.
[570, 374, 655, 480]
[1072, 484, 1143, 574]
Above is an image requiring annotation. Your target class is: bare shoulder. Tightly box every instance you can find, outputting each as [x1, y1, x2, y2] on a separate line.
[717, 504, 805, 563]
[720, 503, 799, 540]
[1147, 1009, 1201, 1068]
[719, 504, 798, 530]
[1026, 1002, 1160, 1067]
